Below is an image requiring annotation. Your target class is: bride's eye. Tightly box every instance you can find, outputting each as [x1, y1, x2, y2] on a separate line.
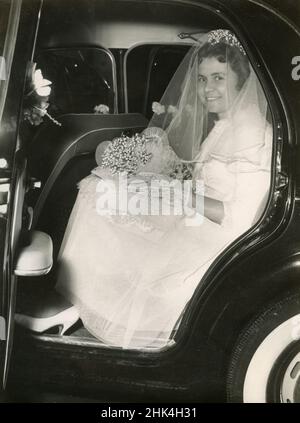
[214, 75, 224, 81]
[198, 75, 206, 83]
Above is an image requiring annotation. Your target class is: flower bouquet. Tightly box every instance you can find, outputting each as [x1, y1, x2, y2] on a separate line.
[94, 129, 193, 181]
[91, 129, 197, 230]
[100, 133, 153, 176]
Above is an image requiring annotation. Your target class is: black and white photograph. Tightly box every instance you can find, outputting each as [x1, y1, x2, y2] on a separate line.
[0, 0, 300, 405]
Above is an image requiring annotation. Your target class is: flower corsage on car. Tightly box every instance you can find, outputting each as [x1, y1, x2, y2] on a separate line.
[23, 62, 61, 126]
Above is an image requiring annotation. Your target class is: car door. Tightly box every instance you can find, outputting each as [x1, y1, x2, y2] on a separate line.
[0, 0, 42, 389]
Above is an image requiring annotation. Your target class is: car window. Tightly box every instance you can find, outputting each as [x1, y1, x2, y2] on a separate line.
[36, 48, 116, 117]
[125, 44, 190, 119]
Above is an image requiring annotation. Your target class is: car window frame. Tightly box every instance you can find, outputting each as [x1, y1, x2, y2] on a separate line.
[35, 45, 119, 115]
[123, 41, 193, 115]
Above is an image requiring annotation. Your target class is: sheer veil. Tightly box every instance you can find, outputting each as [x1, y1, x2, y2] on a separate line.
[148, 31, 270, 164]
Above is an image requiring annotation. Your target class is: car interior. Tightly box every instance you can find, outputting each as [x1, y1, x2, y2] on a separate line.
[14, 0, 273, 351]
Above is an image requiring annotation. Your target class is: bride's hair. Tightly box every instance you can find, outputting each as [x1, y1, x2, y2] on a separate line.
[198, 43, 250, 90]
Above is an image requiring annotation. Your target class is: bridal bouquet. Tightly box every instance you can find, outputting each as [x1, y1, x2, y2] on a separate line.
[98, 129, 193, 181]
[93, 130, 196, 230]
[101, 133, 153, 176]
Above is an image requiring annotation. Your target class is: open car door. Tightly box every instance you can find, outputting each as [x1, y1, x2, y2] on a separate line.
[0, 0, 42, 389]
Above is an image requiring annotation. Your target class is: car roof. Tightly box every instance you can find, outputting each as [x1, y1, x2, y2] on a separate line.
[37, 0, 225, 49]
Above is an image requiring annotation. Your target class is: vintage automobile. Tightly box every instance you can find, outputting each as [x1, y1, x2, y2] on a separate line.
[0, 0, 300, 403]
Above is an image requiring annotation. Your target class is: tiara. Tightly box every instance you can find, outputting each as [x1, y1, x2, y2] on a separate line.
[207, 29, 246, 55]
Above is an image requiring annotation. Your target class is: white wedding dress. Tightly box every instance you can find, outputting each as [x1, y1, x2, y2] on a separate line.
[56, 111, 272, 349]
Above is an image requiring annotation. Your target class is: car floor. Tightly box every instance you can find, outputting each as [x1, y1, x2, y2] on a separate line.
[15, 276, 104, 342]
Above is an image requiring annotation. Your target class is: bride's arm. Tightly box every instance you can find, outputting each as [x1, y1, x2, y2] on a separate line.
[191, 193, 224, 225]
[189, 161, 224, 224]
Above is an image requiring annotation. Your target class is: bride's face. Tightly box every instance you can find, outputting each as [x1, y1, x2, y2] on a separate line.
[198, 57, 240, 118]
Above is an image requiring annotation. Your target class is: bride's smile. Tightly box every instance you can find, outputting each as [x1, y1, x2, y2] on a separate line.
[198, 57, 240, 117]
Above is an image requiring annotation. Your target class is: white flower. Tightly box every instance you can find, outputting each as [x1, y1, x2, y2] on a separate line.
[152, 102, 165, 115]
[94, 104, 110, 114]
[167, 105, 178, 115]
[33, 69, 52, 97]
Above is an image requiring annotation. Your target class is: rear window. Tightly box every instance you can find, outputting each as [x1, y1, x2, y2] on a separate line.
[36, 48, 116, 117]
[126, 44, 190, 119]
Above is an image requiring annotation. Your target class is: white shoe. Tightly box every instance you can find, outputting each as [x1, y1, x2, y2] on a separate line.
[15, 306, 80, 335]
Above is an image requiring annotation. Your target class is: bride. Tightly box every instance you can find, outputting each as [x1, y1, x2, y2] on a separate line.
[18, 30, 273, 349]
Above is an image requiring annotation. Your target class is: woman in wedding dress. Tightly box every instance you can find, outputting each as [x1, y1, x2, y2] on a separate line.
[19, 30, 273, 348]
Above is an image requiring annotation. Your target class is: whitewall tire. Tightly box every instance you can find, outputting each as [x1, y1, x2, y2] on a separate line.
[227, 293, 300, 403]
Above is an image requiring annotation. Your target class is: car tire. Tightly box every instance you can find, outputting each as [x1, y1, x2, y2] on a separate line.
[227, 293, 300, 403]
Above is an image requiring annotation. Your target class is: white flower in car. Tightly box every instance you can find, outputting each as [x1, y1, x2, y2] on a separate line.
[152, 102, 165, 115]
[94, 104, 110, 114]
[33, 69, 52, 97]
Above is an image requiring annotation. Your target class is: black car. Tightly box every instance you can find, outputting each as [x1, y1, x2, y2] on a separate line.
[0, 0, 300, 403]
